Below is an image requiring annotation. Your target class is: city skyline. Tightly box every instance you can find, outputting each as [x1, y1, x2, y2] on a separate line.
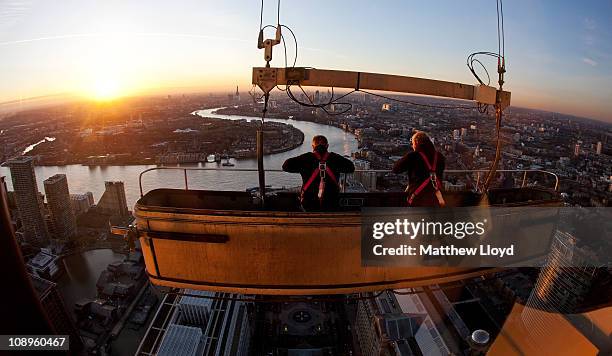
[1, 80, 610, 355]
[0, 0, 611, 122]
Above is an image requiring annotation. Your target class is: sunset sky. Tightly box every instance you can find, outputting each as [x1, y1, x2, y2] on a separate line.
[0, 0, 611, 122]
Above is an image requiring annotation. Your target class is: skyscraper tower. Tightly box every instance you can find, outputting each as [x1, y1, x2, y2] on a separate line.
[8, 156, 50, 244]
[29, 274, 83, 352]
[596, 141, 602, 155]
[521, 230, 599, 348]
[574, 142, 581, 157]
[44, 174, 77, 240]
[525, 230, 597, 312]
[98, 181, 130, 218]
[235, 86, 240, 102]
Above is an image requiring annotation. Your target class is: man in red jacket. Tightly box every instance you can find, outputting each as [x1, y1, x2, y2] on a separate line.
[283, 135, 355, 211]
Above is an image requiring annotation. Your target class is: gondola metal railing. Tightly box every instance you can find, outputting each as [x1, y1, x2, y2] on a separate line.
[138, 167, 559, 197]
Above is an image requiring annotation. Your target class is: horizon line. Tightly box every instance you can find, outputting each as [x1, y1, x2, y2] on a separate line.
[1, 89, 611, 126]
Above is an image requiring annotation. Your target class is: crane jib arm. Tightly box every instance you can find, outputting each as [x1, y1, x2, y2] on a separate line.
[252, 67, 511, 109]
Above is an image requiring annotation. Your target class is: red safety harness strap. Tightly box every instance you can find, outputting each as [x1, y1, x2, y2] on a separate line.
[303, 168, 321, 193]
[302, 152, 338, 192]
[408, 151, 444, 206]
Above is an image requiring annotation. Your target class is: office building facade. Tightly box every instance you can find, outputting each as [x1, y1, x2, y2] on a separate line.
[8, 156, 50, 244]
[355, 290, 451, 355]
[521, 230, 599, 349]
[98, 181, 130, 218]
[137, 289, 251, 356]
[30, 273, 83, 352]
[44, 174, 77, 240]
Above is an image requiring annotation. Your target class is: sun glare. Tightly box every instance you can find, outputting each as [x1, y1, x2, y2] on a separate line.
[90, 77, 122, 101]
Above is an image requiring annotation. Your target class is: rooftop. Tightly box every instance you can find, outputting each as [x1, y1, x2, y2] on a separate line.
[28, 251, 57, 268]
[157, 324, 203, 356]
[7, 156, 34, 165]
[28, 273, 55, 297]
[43, 173, 67, 185]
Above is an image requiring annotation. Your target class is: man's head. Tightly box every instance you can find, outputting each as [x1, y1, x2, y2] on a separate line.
[312, 135, 329, 153]
[411, 131, 431, 151]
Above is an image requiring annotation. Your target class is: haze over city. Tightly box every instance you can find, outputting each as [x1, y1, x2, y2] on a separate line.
[1, 0, 611, 122]
[2, 1, 612, 355]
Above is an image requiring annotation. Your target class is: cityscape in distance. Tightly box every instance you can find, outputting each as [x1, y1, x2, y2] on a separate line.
[1, 0, 611, 355]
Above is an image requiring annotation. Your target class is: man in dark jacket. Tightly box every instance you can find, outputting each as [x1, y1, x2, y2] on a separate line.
[393, 131, 446, 207]
[283, 135, 355, 211]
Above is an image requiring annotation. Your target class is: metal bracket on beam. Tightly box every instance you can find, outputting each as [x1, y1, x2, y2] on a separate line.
[253, 67, 278, 95]
[497, 90, 511, 110]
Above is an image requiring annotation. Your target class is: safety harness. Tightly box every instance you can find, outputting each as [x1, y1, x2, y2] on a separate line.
[407, 151, 446, 207]
[301, 151, 339, 205]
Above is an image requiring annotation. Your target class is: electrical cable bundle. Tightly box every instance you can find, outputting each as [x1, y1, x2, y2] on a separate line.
[257, 0, 508, 194]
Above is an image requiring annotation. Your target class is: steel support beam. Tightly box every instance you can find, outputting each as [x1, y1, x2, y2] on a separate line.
[252, 67, 511, 109]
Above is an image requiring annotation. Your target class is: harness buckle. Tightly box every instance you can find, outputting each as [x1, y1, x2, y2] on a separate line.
[319, 162, 327, 178]
[429, 172, 438, 189]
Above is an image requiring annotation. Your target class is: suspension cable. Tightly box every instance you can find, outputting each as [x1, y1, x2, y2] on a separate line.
[259, 0, 264, 31]
[482, 0, 507, 192]
[483, 106, 503, 191]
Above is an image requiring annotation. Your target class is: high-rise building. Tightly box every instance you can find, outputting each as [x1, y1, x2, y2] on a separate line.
[137, 289, 251, 356]
[44, 174, 77, 240]
[574, 142, 581, 157]
[97, 181, 129, 218]
[29, 273, 83, 352]
[596, 141, 602, 155]
[8, 156, 50, 244]
[70, 193, 94, 215]
[353, 159, 377, 191]
[27, 249, 63, 280]
[355, 290, 452, 355]
[362, 92, 368, 105]
[157, 324, 203, 356]
[178, 290, 214, 326]
[235, 86, 240, 103]
[521, 230, 599, 349]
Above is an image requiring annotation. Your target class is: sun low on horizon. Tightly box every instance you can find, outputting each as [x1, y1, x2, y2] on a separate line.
[78, 33, 135, 102]
[88, 77, 123, 101]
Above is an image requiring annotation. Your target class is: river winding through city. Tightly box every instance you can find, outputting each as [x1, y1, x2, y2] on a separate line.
[2, 107, 357, 313]
[1, 108, 357, 353]
[0, 107, 358, 208]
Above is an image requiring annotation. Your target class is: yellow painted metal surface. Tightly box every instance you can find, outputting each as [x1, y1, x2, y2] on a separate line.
[134, 213, 551, 293]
